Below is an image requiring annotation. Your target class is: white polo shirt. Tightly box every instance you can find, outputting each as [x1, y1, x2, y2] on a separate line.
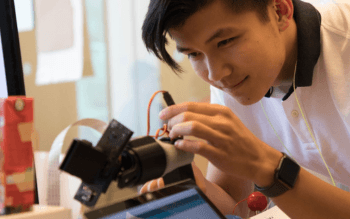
[210, 0, 350, 186]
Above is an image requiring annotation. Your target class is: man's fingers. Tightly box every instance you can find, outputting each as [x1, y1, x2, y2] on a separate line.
[139, 183, 148, 194]
[147, 179, 158, 192]
[174, 139, 221, 162]
[159, 102, 227, 120]
[139, 180, 156, 194]
[157, 178, 165, 188]
[167, 111, 218, 130]
[169, 121, 226, 146]
[139, 178, 165, 194]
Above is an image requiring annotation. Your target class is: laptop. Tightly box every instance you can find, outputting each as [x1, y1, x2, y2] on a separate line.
[85, 179, 227, 219]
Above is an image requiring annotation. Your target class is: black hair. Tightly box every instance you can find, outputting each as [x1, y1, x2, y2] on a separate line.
[142, 0, 274, 74]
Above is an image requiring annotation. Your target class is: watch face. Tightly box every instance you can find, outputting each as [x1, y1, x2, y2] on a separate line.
[278, 157, 300, 188]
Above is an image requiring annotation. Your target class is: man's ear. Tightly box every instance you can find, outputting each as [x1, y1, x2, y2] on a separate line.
[273, 0, 294, 31]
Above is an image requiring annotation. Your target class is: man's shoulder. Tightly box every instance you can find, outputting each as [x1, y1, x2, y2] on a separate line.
[315, 1, 350, 122]
[316, 2, 350, 37]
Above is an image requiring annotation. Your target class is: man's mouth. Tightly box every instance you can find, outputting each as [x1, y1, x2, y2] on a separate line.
[234, 77, 246, 87]
[227, 76, 248, 89]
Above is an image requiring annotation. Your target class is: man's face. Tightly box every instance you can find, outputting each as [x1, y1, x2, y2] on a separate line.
[169, 0, 286, 105]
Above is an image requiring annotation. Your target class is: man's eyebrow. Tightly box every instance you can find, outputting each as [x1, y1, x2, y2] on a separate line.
[205, 27, 238, 44]
[176, 46, 191, 53]
[176, 27, 238, 53]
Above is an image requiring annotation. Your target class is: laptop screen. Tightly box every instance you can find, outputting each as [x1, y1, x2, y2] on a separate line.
[100, 188, 224, 219]
[0, 32, 7, 98]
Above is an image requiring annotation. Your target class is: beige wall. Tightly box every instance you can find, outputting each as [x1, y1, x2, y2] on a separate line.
[19, 11, 93, 153]
[19, 30, 78, 153]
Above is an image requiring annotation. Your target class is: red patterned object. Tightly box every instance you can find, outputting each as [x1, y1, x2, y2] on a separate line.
[0, 96, 34, 214]
[247, 191, 268, 211]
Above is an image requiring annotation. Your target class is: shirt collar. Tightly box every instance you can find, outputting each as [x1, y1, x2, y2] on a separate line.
[265, 0, 322, 101]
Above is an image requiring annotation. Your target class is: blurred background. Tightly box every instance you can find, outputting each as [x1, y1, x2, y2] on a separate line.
[14, 0, 348, 217]
[17, 1, 211, 216]
[17, 0, 210, 166]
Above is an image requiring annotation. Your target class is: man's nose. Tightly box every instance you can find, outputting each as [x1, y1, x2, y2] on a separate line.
[206, 56, 231, 82]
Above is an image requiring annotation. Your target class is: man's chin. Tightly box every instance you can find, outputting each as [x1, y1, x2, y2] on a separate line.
[237, 98, 258, 106]
[227, 92, 261, 106]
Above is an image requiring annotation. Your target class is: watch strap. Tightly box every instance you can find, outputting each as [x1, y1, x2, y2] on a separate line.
[254, 179, 290, 197]
[254, 153, 298, 197]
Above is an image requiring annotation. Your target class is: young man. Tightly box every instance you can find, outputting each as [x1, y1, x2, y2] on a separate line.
[141, 0, 350, 218]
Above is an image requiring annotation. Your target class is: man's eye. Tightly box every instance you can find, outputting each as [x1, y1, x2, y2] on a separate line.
[187, 52, 199, 58]
[217, 37, 236, 47]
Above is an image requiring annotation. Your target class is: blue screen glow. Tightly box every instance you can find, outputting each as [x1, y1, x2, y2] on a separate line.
[101, 189, 222, 219]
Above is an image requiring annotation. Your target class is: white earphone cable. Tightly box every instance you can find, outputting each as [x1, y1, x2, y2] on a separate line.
[260, 62, 336, 186]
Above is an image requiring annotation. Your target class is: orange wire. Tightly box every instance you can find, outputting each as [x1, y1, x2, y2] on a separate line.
[232, 197, 248, 215]
[147, 90, 170, 139]
[154, 124, 169, 139]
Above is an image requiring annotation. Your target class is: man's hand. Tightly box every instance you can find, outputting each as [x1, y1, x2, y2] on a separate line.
[139, 162, 207, 194]
[159, 102, 281, 187]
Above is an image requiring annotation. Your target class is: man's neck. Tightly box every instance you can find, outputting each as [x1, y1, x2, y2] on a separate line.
[274, 18, 298, 86]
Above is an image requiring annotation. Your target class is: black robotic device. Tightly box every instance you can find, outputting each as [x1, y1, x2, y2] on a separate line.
[59, 93, 194, 207]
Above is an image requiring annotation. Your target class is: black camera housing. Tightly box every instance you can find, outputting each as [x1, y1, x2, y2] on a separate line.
[59, 119, 194, 207]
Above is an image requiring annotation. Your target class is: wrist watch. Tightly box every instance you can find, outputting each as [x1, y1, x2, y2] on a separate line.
[254, 152, 300, 197]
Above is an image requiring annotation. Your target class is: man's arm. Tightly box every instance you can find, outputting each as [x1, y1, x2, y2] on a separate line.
[202, 152, 350, 219]
[269, 167, 350, 219]
[206, 142, 350, 219]
[205, 162, 254, 217]
[160, 102, 350, 218]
